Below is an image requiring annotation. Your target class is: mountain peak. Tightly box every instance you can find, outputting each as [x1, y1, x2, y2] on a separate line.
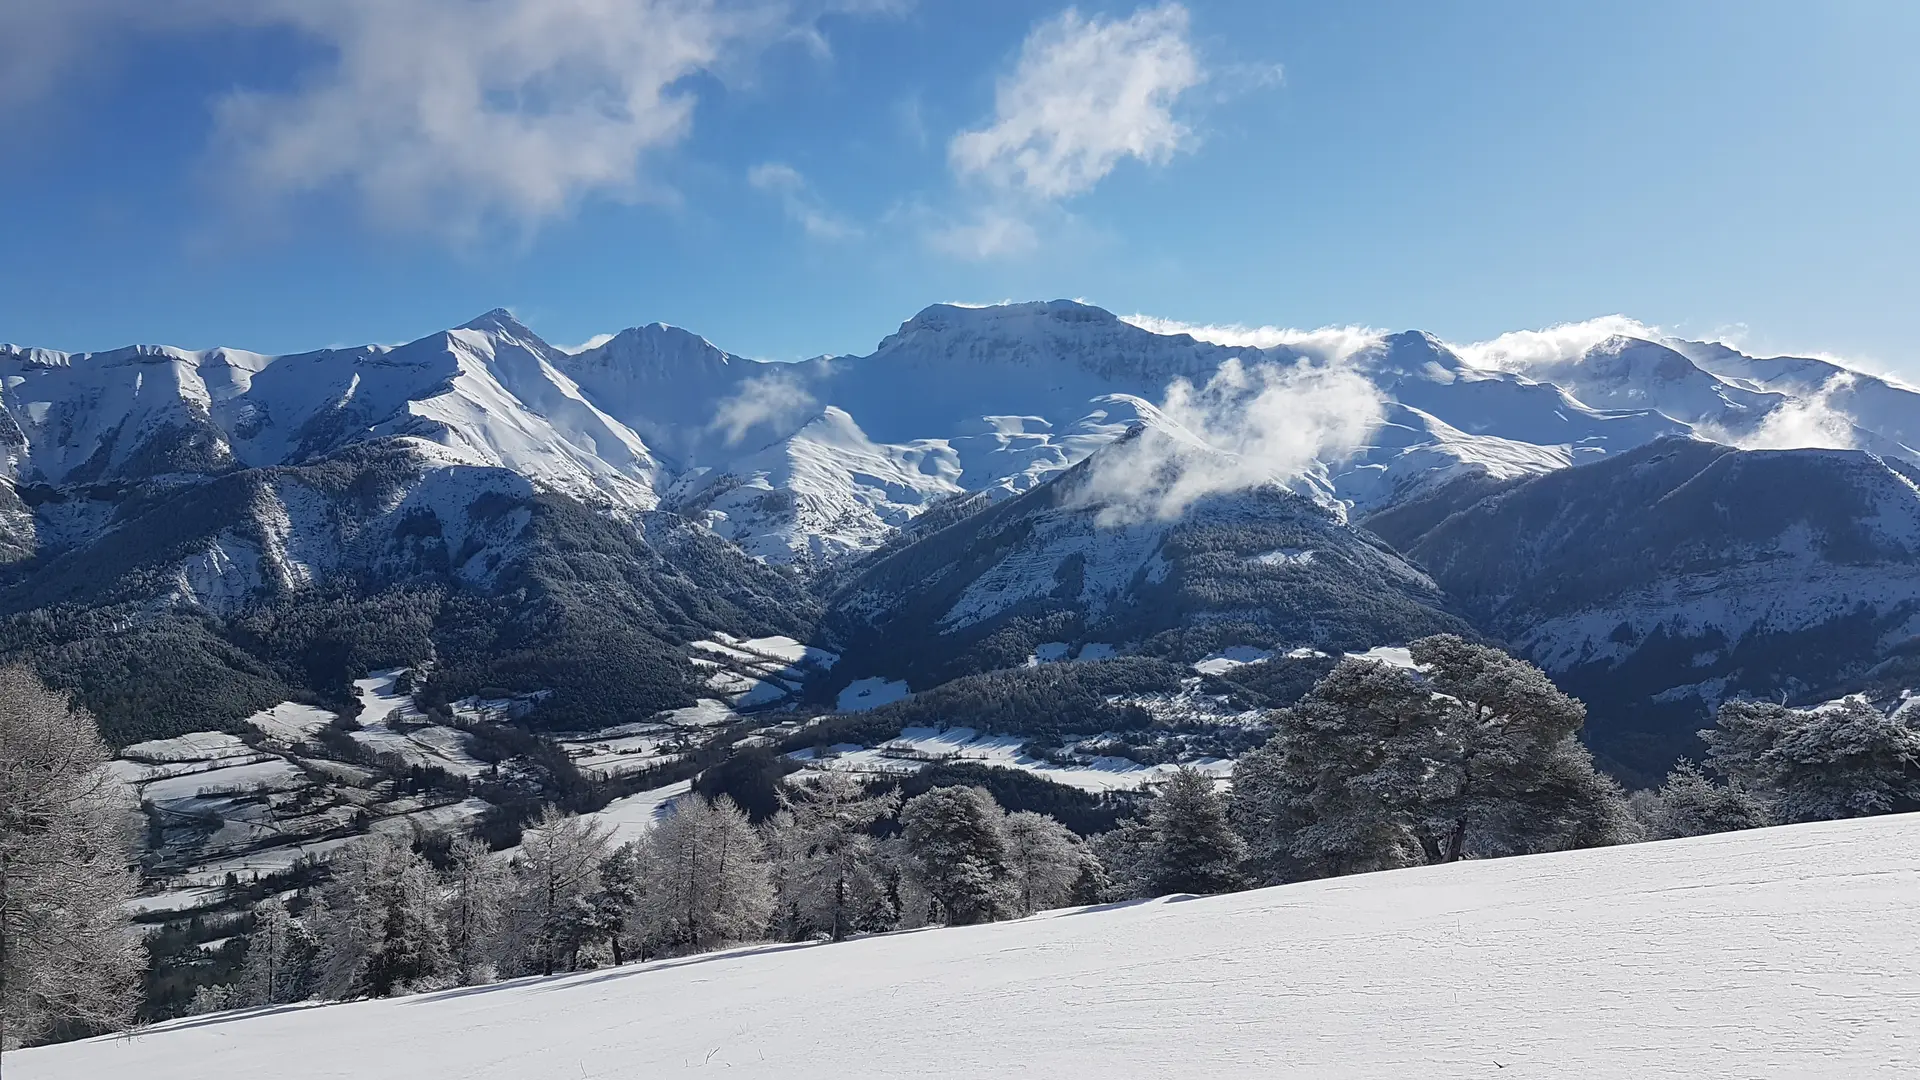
[458, 307, 534, 337]
[893, 299, 1121, 338]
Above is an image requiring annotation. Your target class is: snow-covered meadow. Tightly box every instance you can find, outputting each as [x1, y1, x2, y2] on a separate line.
[16, 813, 1916, 1079]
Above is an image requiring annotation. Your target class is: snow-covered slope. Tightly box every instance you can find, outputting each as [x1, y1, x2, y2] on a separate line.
[820, 426, 1470, 691]
[0, 310, 659, 514]
[17, 813, 1918, 1080]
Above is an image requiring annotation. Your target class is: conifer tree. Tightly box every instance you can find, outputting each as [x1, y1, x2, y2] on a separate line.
[898, 786, 1012, 925]
[1000, 810, 1086, 915]
[1636, 761, 1773, 840]
[1232, 637, 1635, 884]
[1703, 697, 1920, 823]
[1138, 767, 1246, 896]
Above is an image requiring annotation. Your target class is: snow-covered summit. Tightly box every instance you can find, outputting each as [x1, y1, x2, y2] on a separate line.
[10, 301, 1920, 565]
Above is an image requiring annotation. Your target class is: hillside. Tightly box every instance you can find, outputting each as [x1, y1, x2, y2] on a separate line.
[820, 426, 1471, 694]
[1371, 436, 1920, 782]
[14, 813, 1917, 1079]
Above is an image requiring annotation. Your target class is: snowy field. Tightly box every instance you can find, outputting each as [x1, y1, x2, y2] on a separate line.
[16, 814, 1918, 1079]
[790, 726, 1233, 792]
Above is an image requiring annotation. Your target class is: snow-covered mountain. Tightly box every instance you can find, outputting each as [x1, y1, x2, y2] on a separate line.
[820, 426, 1470, 693]
[1, 310, 660, 515]
[16, 813, 1918, 1080]
[1370, 436, 1920, 782]
[11, 300, 1920, 568]
[10, 299, 1920, 767]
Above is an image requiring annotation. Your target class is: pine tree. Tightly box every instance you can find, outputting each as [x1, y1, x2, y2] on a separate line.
[311, 834, 451, 999]
[1636, 761, 1773, 840]
[440, 834, 508, 985]
[589, 843, 645, 965]
[898, 786, 1012, 925]
[1703, 697, 1920, 823]
[1000, 810, 1086, 915]
[1139, 767, 1246, 896]
[0, 666, 143, 1049]
[506, 807, 613, 976]
[1231, 637, 1636, 884]
[640, 795, 773, 955]
[768, 773, 899, 941]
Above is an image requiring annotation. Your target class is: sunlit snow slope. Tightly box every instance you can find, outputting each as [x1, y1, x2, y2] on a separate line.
[15, 814, 1918, 1080]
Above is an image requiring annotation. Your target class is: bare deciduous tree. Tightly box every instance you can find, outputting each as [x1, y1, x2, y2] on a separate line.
[0, 666, 143, 1049]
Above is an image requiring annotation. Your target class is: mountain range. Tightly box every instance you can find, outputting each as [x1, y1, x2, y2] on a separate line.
[6, 299, 1920, 782]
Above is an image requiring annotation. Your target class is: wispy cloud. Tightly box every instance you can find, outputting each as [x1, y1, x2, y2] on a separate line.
[929, 2, 1223, 260]
[925, 209, 1039, 259]
[1076, 356, 1387, 524]
[2, 1, 885, 241]
[710, 371, 821, 445]
[748, 162, 859, 241]
[1451, 315, 1663, 373]
[1122, 314, 1385, 362]
[949, 3, 1201, 199]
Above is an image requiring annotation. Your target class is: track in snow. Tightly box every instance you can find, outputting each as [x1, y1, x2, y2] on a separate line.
[12, 815, 1918, 1079]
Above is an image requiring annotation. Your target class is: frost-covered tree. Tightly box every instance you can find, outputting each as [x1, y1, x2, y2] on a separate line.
[898, 785, 1012, 925]
[440, 834, 508, 985]
[1635, 761, 1773, 840]
[1232, 637, 1635, 884]
[1000, 810, 1086, 915]
[1703, 697, 1920, 823]
[767, 773, 899, 941]
[1131, 767, 1246, 897]
[506, 807, 613, 976]
[236, 898, 315, 1006]
[311, 834, 450, 999]
[641, 796, 773, 955]
[0, 666, 143, 1049]
[589, 843, 646, 965]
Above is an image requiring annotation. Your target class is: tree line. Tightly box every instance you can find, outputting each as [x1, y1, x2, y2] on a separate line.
[6, 636, 1919, 1047]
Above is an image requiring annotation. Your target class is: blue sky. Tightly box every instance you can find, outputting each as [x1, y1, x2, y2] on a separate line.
[2, 1, 1915, 372]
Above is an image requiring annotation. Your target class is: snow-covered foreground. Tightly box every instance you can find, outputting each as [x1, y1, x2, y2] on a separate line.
[17, 815, 1919, 1079]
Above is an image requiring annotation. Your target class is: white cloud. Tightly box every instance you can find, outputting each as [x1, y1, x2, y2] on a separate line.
[710, 371, 821, 445]
[1451, 315, 1663, 373]
[560, 333, 617, 355]
[1700, 373, 1861, 452]
[748, 162, 858, 240]
[2, 1, 882, 239]
[950, 3, 1202, 200]
[926, 209, 1039, 259]
[1122, 314, 1386, 362]
[1076, 355, 1387, 524]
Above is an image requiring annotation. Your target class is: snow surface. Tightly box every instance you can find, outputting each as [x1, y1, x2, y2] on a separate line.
[1191, 646, 1272, 674]
[836, 677, 911, 711]
[793, 727, 1231, 793]
[20, 814, 1919, 1079]
[574, 780, 692, 848]
[1346, 645, 1418, 670]
[242, 702, 337, 744]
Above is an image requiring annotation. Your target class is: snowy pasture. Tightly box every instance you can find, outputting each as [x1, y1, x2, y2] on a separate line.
[18, 814, 1917, 1079]
[791, 727, 1233, 792]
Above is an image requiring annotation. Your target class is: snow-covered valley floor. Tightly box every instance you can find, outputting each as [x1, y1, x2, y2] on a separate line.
[15, 815, 1918, 1079]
